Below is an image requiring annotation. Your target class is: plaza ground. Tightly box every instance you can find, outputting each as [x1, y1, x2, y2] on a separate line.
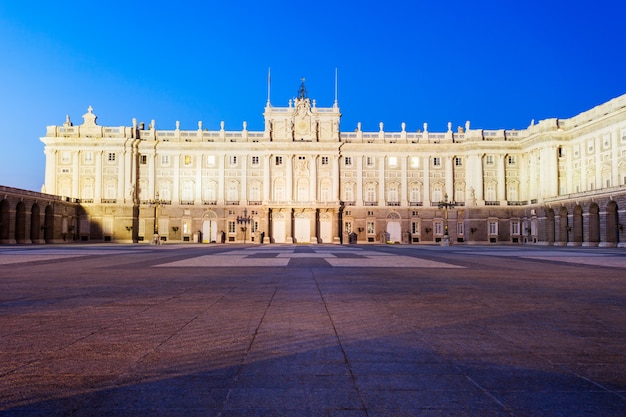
[0, 244, 625, 416]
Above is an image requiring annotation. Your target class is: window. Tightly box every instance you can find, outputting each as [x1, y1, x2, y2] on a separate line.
[434, 221, 443, 235]
[227, 183, 238, 201]
[182, 181, 193, 201]
[229, 155, 238, 166]
[344, 222, 352, 233]
[486, 155, 494, 165]
[184, 155, 192, 166]
[366, 157, 374, 167]
[140, 155, 147, 165]
[432, 157, 441, 167]
[388, 156, 397, 167]
[228, 221, 236, 233]
[345, 157, 352, 166]
[488, 221, 498, 235]
[108, 152, 116, 162]
[343, 183, 354, 201]
[366, 184, 376, 202]
[455, 157, 462, 166]
[61, 152, 71, 163]
[320, 181, 330, 201]
[456, 222, 464, 236]
[485, 183, 496, 201]
[251, 156, 259, 165]
[367, 211, 374, 216]
[410, 157, 419, 168]
[411, 222, 420, 234]
[161, 155, 170, 166]
[206, 155, 216, 166]
[410, 185, 421, 203]
[411, 210, 418, 216]
[508, 155, 516, 165]
[275, 156, 283, 166]
[387, 184, 399, 202]
[367, 221, 375, 234]
[298, 156, 306, 160]
[321, 156, 329, 165]
[511, 221, 520, 235]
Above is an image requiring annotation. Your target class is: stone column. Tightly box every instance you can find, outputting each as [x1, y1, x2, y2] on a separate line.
[264, 154, 271, 202]
[496, 153, 506, 204]
[379, 156, 385, 206]
[310, 155, 317, 202]
[95, 151, 102, 203]
[72, 151, 80, 198]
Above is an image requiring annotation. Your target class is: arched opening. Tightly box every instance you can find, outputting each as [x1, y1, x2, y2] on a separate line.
[559, 206, 568, 244]
[588, 203, 600, 245]
[15, 202, 26, 243]
[546, 208, 555, 244]
[44, 205, 54, 243]
[0, 199, 9, 242]
[573, 205, 583, 245]
[606, 201, 619, 245]
[31, 204, 41, 243]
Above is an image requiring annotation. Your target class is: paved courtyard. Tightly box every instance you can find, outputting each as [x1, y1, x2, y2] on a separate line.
[0, 243, 625, 416]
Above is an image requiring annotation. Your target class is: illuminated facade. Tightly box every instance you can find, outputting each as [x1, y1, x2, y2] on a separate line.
[37, 83, 626, 246]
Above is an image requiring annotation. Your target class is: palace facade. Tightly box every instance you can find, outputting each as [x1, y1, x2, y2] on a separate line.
[31, 83, 626, 246]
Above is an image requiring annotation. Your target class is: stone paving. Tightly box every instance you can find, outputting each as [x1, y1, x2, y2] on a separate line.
[0, 243, 625, 416]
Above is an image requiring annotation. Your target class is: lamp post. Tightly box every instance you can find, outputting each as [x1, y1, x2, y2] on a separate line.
[237, 208, 252, 244]
[150, 192, 163, 244]
[438, 193, 456, 245]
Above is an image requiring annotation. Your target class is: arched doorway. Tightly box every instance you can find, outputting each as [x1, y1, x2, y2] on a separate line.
[319, 212, 332, 243]
[386, 212, 401, 243]
[546, 208, 555, 244]
[44, 205, 54, 243]
[588, 203, 600, 246]
[272, 212, 286, 243]
[201, 211, 218, 243]
[15, 202, 26, 243]
[0, 199, 9, 243]
[572, 205, 583, 245]
[31, 204, 41, 243]
[558, 206, 568, 245]
[294, 211, 311, 243]
[606, 201, 619, 246]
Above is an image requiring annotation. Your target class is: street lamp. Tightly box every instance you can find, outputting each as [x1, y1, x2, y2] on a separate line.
[438, 193, 456, 245]
[149, 191, 163, 244]
[237, 208, 252, 244]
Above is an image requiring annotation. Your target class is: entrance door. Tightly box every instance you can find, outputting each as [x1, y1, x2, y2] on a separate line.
[202, 220, 217, 243]
[273, 218, 286, 243]
[294, 217, 310, 243]
[320, 220, 332, 243]
[387, 221, 401, 243]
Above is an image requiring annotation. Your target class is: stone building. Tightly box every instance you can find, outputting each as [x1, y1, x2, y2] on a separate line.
[31, 81, 626, 246]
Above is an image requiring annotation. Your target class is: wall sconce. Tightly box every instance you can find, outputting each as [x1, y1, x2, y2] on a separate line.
[567, 226, 573, 232]
[470, 227, 477, 234]
[172, 226, 179, 232]
[618, 224, 624, 232]
[125, 225, 133, 231]
[424, 227, 432, 234]
[357, 227, 364, 233]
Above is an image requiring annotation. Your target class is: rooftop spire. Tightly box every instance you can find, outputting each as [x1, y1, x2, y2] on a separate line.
[297, 77, 308, 99]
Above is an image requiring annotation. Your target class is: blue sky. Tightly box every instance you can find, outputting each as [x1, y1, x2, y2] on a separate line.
[1, 1, 625, 191]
